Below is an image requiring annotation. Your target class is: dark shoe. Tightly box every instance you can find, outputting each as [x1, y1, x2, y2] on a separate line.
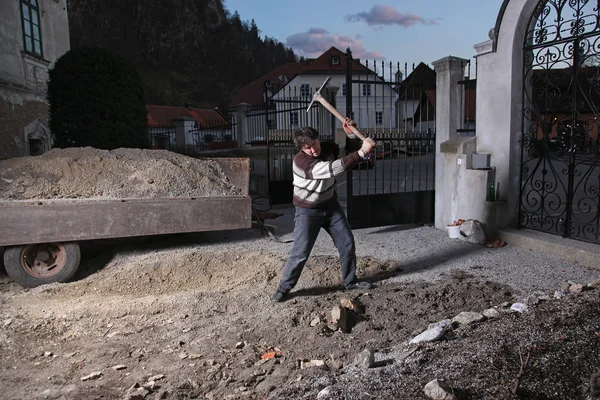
[272, 290, 288, 302]
[345, 281, 373, 290]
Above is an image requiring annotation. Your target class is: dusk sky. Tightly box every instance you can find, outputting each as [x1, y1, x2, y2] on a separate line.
[223, 0, 505, 66]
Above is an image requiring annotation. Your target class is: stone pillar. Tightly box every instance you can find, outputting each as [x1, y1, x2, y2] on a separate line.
[432, 56, 469, 147]
[432, 56, 469, 229]
[173, 118, 196, 152]
[234, 104, 250, 148]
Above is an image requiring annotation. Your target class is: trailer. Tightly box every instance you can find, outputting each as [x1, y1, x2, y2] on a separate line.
[0, 158, 252, 288]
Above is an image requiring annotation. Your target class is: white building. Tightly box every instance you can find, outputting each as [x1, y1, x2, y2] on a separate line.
[270, 47, 398, 143]
[0, 0, 70, 159]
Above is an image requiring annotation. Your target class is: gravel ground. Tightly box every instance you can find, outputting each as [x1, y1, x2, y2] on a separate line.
[210, 203, 598, 297]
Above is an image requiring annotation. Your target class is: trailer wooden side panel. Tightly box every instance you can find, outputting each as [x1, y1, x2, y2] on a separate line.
[0, 196, 251, 246]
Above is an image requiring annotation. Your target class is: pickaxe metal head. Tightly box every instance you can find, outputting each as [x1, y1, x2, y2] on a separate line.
[307, 76, 331, 112]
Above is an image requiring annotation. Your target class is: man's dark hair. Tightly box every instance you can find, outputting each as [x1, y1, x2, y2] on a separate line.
[293, 126, 319, 150]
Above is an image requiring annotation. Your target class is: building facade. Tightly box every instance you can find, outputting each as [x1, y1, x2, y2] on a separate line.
[0, 0, 70, 160]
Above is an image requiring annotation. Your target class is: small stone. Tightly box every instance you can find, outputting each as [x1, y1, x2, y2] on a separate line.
[148, 374, 165, 381]
[423, 378, 454, 400]
[179, 352, 188, 360]
[410, 326, 445, 344]
[44, 351, 53, 357]
[3, 319, 12, 326]
[354, 349, 375, 369]
[330, 306, 350, 333]
[112, 365, 127, 370]
[452, 311, 485, 325]
[189, 354, 202, 360]
[300, 359, 326, 369]
[310, 317, 321, 327]
[428, 319, 453, 332]
[589, 280, 600, 289]
[81, 371, 103, 381]
[317, 386, 332, 399]
[569, 283, 584, 293]
[510, 303, 528, 313]
[340, 297, 363, 314]
[482, 308, 500, 318]
[331, 358, 343, 370]
[235, 341, 245, 349]
[526, 291, 550, 305]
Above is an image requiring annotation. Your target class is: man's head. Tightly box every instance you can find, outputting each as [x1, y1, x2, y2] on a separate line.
[294, 126, 321, 157]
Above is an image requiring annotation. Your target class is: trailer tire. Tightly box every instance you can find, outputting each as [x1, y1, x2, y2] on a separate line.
[3, 243, 81, 288]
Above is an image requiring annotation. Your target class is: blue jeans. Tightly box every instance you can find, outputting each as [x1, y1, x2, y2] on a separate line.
[277, 201, 358, 293]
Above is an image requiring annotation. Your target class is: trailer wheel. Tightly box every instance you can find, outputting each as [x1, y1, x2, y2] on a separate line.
[3, 243, 81, 288]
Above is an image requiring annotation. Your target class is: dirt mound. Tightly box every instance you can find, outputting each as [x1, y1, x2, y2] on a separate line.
[0, 238, 597, 400]
[0, 147, 242, 200]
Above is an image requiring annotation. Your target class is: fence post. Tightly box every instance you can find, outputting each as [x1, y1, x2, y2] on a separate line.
[432, 56, 470, 230]
[173, 117, 196, 153]
[234, 105, 249, 148]
[432, 57, 468, 147]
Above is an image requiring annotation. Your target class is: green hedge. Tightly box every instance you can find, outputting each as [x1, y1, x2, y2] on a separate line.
[47, 46, 149, 149]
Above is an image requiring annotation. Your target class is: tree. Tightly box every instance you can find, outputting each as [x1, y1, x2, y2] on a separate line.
[47, 46, 149, 149]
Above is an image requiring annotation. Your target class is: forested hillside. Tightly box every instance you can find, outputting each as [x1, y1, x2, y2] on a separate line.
[67, 0, 299, 107]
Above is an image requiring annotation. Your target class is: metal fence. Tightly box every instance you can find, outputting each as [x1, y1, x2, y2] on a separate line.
[345, 49, 437, 228]
[148, 126, 176, 150]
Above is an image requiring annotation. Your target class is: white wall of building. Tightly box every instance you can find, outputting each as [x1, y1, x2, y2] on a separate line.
[0, 0, 70, 159]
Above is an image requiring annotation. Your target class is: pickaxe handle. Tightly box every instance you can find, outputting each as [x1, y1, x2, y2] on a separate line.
[313, 92, 373, 144]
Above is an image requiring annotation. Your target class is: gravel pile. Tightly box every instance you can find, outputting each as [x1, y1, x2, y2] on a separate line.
[0, 147, 242, 200]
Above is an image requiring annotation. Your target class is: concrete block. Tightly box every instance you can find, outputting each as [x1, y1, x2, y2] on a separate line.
[440, 136, 476, 155]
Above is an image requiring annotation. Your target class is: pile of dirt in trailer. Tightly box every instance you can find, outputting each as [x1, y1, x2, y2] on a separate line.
[0, 147, 242, 200]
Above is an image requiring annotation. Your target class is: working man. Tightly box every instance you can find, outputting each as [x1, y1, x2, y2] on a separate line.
[272, 119, 375, 302]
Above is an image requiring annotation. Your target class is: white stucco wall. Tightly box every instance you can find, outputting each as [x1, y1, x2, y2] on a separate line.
[0, 0, 70, 100]
[474, 0, 539, 228]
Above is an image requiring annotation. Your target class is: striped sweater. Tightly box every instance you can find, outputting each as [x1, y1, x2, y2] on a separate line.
[292, 141, 362, 208]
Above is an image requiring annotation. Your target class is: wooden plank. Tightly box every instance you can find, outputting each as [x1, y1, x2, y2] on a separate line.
[211, 158, 250, 196]
[0, 197, 251, 246]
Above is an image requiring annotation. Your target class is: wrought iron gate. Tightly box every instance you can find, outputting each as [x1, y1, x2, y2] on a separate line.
[345, 50, 436, 228]
[520, 0, 600, 244]
[255, 86, 333, 205]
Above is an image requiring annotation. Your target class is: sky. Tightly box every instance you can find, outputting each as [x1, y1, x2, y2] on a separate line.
[223, 0, 505, 67]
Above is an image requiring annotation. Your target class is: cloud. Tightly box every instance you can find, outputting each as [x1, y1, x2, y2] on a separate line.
[286, 28, 383, 60]
[344, 5, 438, 27]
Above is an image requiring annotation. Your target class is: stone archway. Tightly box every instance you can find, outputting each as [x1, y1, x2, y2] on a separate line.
[474, 0, 549, 230]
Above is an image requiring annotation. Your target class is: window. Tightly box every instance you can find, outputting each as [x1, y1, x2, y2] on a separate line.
[362, 84, 371, 96]
[20, 0, 42, 57]
[375, 111, 383, 125]
[332, 56, 340, 65]
[300, 83, 310, 98]
[341, 83, 346, 96]
[290, 111, 299, 126]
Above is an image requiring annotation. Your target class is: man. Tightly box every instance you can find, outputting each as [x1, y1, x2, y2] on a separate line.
[272, 119, 375, 302]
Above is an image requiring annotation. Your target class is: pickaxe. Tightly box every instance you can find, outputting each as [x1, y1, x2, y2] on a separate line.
[307, 77, 375, 144]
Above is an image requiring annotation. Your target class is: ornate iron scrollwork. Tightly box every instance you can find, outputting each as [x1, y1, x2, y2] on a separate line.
[520, 0, 600, 244]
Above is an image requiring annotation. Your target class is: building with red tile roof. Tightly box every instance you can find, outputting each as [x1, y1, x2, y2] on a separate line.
[146, 105, 229, 128]
[146, 105, 235, 152]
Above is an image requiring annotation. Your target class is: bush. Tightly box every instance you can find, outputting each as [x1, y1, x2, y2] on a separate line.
[47, 47, 149, 149]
